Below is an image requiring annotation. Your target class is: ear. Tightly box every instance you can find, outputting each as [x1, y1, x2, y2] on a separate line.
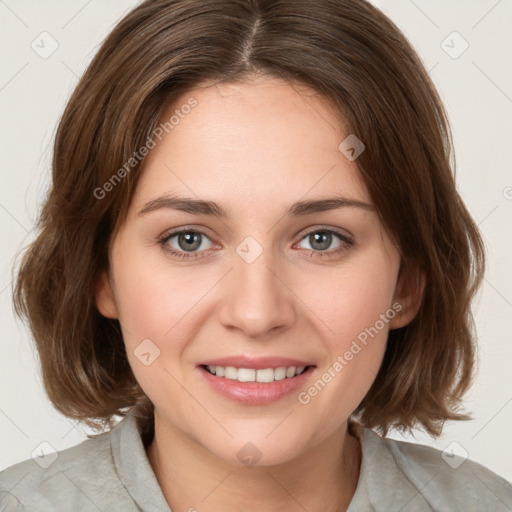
[389, 263, 425, 330]
[94, 270, 119, 319]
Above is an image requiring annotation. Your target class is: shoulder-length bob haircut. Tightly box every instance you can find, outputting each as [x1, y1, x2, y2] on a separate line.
[13, 0, 485, 439]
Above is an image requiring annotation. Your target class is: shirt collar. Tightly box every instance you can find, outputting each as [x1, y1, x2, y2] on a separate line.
[110, 408, 171, 511]
[347, 423, 432, 511]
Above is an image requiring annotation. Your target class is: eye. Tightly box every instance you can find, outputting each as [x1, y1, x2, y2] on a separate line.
[295, 228, 354, 260]
[157, 229, 215, 260]
[157, 226, 354, 261]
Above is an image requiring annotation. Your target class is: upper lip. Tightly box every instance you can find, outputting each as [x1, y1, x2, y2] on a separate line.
[198, 355, 315, 370]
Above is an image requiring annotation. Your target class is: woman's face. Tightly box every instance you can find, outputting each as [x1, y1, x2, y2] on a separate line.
[96, 76, 414, 466]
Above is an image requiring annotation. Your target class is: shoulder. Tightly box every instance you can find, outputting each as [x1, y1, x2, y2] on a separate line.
[358, 427, 512, 511]
[0, 428, 133, 511]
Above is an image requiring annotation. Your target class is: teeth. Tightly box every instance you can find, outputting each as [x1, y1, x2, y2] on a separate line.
[205, 365, 307, 382]
[274, 367, 287, 381]
[256, 368, 274, 383]
[224, 366, 237, 380]
[238, 368, 256, 382]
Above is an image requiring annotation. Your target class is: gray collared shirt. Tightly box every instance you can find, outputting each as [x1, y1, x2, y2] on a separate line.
[1, 408, 511, 511]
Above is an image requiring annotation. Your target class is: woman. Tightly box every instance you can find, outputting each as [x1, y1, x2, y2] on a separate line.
[1, 0, 511, 510]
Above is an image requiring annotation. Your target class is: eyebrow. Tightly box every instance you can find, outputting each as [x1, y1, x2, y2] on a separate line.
[138, 194, 374, 218]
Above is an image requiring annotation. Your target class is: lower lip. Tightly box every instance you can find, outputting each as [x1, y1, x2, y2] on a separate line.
[197, 365, 315, 405]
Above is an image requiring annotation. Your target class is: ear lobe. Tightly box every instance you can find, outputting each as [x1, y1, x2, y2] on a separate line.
[389, 265, 426, 330]
[94, 270, 119, 319]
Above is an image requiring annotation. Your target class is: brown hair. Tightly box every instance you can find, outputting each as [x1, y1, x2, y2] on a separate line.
[12, 0, 485, 439]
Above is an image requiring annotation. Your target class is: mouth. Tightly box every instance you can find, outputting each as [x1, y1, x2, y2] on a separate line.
[200, 364, 315, 383]
[197, 361, 317, 405]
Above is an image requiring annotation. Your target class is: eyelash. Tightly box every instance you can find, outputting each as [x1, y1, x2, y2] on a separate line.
[157, 226, 354, 261]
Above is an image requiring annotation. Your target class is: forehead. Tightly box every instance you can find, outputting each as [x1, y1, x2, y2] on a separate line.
[131, 77, 370, 217]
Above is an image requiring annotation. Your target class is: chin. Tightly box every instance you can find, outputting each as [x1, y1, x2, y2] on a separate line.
[197, 431, 309, 469]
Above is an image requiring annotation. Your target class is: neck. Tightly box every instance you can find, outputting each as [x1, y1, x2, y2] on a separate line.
[146, 411, 362, 512]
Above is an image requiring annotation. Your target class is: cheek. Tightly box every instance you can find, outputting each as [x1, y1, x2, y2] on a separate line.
[111, 256, 221, 385]
[114, 264, 192, 400]
[296, 249, 399, 408]
[111, 242, 201, 337]
[116, 277, 175, 339]
[304, 247, 399, 344]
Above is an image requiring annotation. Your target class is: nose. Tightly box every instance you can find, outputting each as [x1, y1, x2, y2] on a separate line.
[217, 244, 296, 339]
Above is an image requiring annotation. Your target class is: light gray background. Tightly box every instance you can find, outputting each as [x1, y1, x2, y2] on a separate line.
[1, 0, 511, 483]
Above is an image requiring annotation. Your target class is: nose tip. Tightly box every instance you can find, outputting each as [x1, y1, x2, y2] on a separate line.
[217, 254, 296, 338]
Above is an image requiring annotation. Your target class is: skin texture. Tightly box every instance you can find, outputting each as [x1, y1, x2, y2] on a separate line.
[95, 76, 421, 511]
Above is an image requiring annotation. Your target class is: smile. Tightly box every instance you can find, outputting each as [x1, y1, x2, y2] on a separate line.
[198, 363, 316, 405]
[203, 365, 309, 383]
